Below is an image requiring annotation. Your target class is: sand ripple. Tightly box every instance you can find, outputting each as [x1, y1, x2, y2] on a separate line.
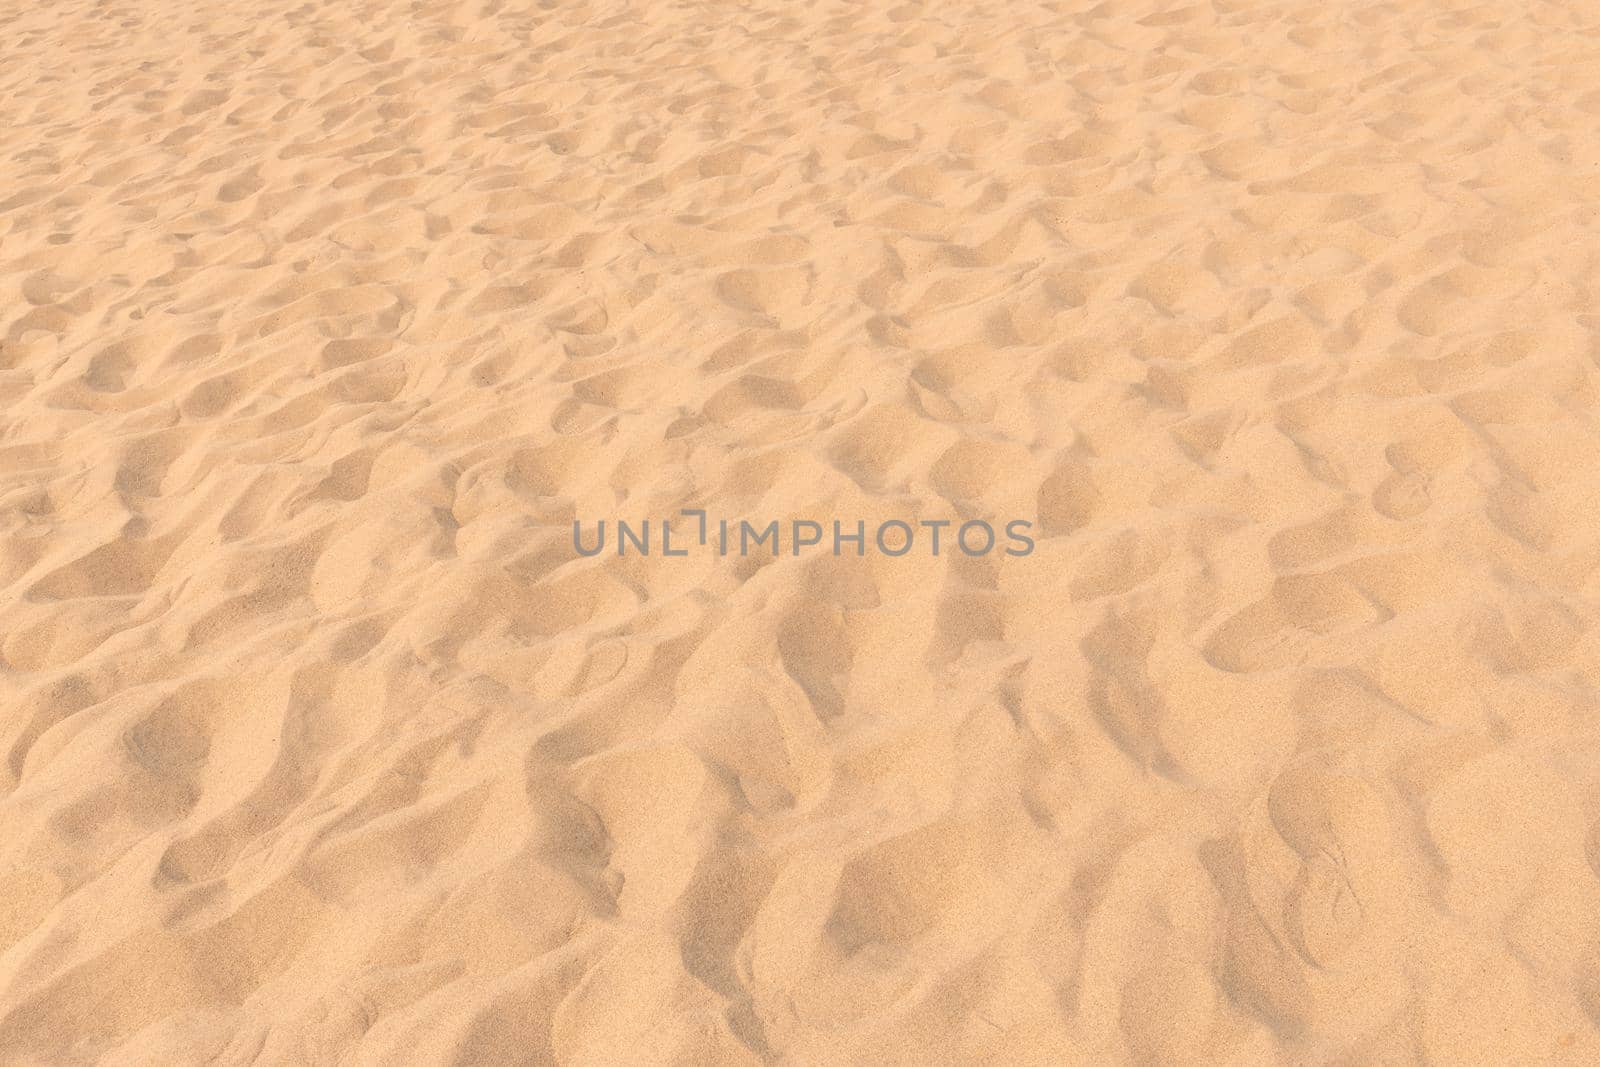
[3, 0, 1600, 1062]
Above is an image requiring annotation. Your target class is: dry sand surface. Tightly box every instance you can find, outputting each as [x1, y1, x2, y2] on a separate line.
[4, 0, 1600, 1062]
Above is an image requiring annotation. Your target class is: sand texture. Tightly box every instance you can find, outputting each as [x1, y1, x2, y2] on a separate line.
[4, 0, 1600, 1063]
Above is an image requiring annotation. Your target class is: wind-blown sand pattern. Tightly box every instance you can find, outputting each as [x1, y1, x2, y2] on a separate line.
[3, 0, 1600, 1062]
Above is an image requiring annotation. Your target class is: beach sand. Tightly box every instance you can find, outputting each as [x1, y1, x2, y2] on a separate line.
[4, 0, 1600, 1062]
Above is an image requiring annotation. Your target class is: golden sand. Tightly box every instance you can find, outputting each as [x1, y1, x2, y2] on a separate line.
[3, 0, 1600, 1062]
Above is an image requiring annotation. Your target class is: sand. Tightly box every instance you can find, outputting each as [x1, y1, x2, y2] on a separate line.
[3, 0, 1600, 1062]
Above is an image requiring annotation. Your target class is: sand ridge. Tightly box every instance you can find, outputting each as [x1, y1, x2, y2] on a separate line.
[3, 0, 1600, 1062]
